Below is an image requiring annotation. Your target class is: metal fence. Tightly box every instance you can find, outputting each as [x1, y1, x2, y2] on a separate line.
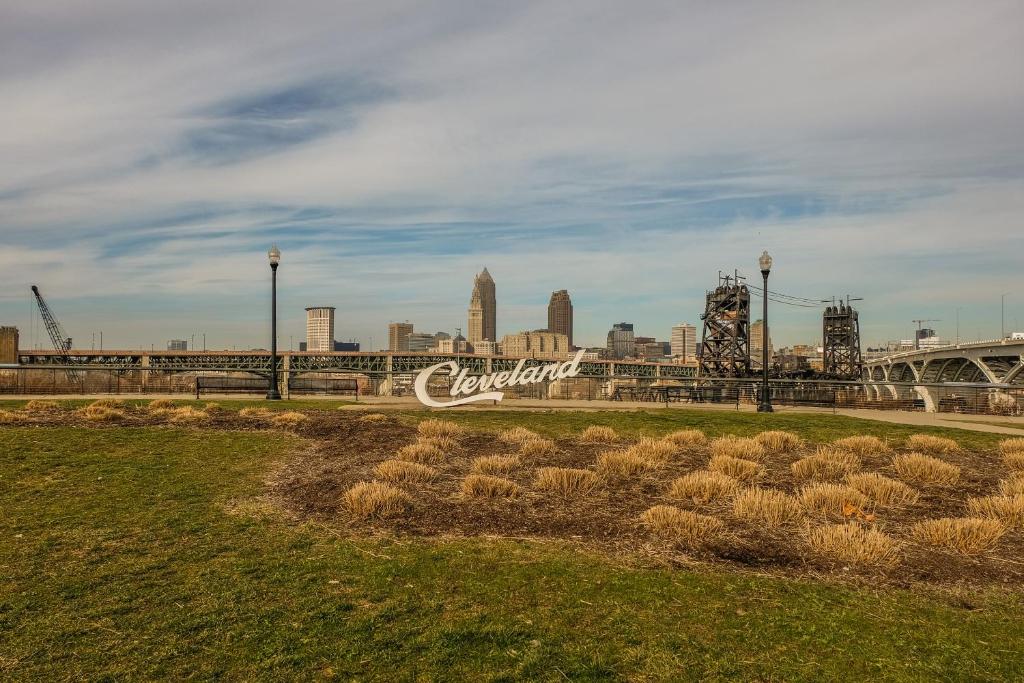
[0, 366, 1021, 416]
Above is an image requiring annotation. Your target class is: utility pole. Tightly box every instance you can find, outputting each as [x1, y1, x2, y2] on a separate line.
[1002, 293, 1008, 339]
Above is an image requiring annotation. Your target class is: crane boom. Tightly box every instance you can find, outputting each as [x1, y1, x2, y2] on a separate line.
[31, 285, 79, 382]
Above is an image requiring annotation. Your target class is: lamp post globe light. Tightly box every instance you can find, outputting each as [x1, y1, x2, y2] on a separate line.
[267, 244, 282, 400]
[757, 250, 773, 413]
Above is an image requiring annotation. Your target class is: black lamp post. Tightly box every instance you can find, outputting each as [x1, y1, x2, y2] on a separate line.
[266, 244, 282, 400]
[757, 250, 773, 413]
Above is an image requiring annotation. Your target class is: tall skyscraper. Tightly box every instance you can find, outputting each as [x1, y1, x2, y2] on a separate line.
[388, 321, 414, 352]
[468, 267, 496, 343]
[305, 307, 335, 352]
[670, 323, 697, 360]
[750, 319, 773, 369]
[606, 322, 635, 359]
[547, 290, 573, 348]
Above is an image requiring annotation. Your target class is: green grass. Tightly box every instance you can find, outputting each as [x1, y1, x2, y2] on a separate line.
[0, 397, 353, 411]
[1, 419, 1022, 679]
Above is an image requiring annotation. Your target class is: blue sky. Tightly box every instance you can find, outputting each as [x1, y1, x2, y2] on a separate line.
[1, 0, 1022, 351]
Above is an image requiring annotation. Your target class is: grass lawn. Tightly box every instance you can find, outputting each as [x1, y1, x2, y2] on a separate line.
[0, 397, 353, 412]
[2, 411, 1022, 680]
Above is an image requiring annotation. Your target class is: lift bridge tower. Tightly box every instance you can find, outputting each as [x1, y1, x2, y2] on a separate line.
[822, 296, 863, 379]
[698, 271, 752, 377]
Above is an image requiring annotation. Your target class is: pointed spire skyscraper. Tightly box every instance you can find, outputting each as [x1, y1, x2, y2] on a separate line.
[468, 268, 496, 343]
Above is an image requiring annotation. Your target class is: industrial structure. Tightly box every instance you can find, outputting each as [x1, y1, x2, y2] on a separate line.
[822, 298, 863, 379]
[697, 273, 751, 377]
[30, 285, 79, 383]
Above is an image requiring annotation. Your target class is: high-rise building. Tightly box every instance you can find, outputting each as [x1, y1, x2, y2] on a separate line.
[167, 339, 187, 351]
[0, 326, 18, 364]
[606, 322, 635, 360]
[388, 322, 414, 352]
[670, 323, 697, 361]
[547, 290, 573, 348]
[750, 319, 773, 369]
[500, 330, 570, 358]
[305, 307, 335, 352]
[468, 268, 496, 343]
[407, 332, 434, 352]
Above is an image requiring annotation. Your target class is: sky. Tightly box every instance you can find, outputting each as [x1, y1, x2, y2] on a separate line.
[1, 0, 1022, 352]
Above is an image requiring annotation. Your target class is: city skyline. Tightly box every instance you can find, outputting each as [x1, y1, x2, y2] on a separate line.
[1, 2, 1022, 350]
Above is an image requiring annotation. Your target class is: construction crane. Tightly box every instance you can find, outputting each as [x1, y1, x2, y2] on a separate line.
[31, 285, 80, 383]
[911, 319, 941, 350]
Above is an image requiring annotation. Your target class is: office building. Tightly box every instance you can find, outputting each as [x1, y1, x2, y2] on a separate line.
[500, 330, 569, 358]
[407, 332, 434, 352]
[606, 322, 635, 360]
[334, 341, 360, 352]
[468, 267, 496, 343]
[388, 322, 414, 352]
[670, 323, 697, 361]
[305, 307, 336, 352]
[750, 319, 773, 369]
[167, 339, 187, 351]
[547, 290, 574, 348]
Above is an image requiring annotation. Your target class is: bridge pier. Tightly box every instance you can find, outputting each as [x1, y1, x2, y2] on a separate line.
[140, 354, 150, 393]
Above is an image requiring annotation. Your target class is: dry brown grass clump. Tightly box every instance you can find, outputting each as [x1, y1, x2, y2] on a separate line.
[77, 405, 125, 422]
[845, 472, 919, 507]
[905, 434, 960, 455]
[167, 406, 212, 425]
[911, 518, 1006, 555]
[597, 451, 658, 479]
[0, 409, 30, 424]
[417, 418, 463, 439]
[23, 399, 61, 413]
[580, 425, 618, 443]
[396, 442, 444, 464]
[966, 494, 1024, 528]
[471, 455, 521, 475]
[534, 467, 599, 496]
[732, 488, 804, 527]
[374, 459, 438, 483]
[239, 407, 272, 419]
[791, 448, 861, 482]
[806, 523, 899, 566]
[892, 453, 960, 486]
[832, 435, 889, 456]
[498, 426, 542, 444]
[89, 398, 127, 409]
[639, 506, 725, 548]
[147, 398, 176, 411]
[999, 475, 1024, 497]
[707, 455, 762, 482]
[271, 411, 308, 428]
[358, 412, 390, 423]
[461, 474, 519, 499]
[668, 471, 741, 505]
[663, 429, 707, 447]
[798, 483, 869, 518]
[519, 438, 558, 458]
[203, 402, 222, 413]
[709, 435, 765, 461]
[1003, 453, 1024, 473]
[343, 481, 410, 518]
[623, 437, 678, 463]
[420, 435, 461, 454]
[998, 437, 1024, 456]
[755, 430, 803, 454]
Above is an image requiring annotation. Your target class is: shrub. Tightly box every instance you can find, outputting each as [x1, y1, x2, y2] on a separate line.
[710, 435, 765, 461]
[806, 523, 899, 565]
[791, 448, 861, 481]
[845, 472, 919, 507]
[534, 467, 599, 496]
[798, 483, 869, 518]
[906, 434, 960, 455]
[1003, 453, 1024, 473]
[708, 455, 762, 482]
[520, 438, 558, 458]
[623, 437, 678, 463]
[358, 413, 390, 423]
[23, 399, 60, 413]
[892, 453, 960, 486]
[343, 481, 410, 518]
[999, 475, 1024, 497]
[668, 471, 740, 505]
[499, 426, 542, 445]
[271, 411, 308, 428]
[147, 399, 176, 411]
[375, 459, 437, 483]
[167, 406, 212, 425]
[639, 506, 724, 548]
[966, 494, 1024, 528]
[732, 488, 804, 527]
[0, 409, 29, 424]
[580, 425, 618, 443]
[911, 518, 1006, 555]
[597, 451, 658, 479]
[832, 435, 889, 456]
[77, 405, 125, 422]
[239, 407, 272, 419]
[998, 437, 1024, 456]
[396, 442, 444, 464]
[417, 418, 463, 439]
[461, 474, 519, 499]
[471, 455, 520, 475]
[663, 429, 707, 447]
[755, 430, 803, 454]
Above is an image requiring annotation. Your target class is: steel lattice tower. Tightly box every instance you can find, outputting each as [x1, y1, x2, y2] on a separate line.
[697, 272, 752, 377]
[822, 298, 863, 379]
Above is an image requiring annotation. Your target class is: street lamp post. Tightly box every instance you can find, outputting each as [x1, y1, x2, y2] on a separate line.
[757, 250, 773, 413]
[267, 244, 282, 400]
